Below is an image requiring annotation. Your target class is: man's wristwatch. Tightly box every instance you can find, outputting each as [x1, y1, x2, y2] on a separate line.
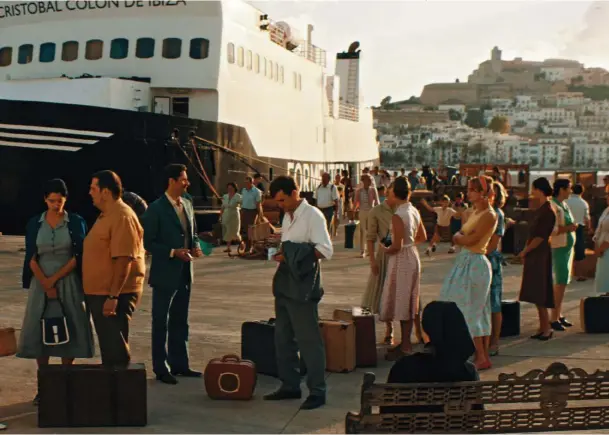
[107, 295, 118, 300]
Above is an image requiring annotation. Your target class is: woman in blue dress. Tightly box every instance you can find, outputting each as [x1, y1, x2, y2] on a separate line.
[18, 179, 95, 403]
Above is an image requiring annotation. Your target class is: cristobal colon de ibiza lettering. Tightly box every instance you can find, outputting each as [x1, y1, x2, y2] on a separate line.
[0, 0, 187, 19]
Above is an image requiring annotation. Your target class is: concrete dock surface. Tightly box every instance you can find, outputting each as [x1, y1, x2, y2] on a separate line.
[1, 233, 608, 434]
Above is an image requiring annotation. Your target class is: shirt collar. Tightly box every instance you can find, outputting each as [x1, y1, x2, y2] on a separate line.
[101, 199, 124, 217]
[165, 192, 182, 207]
[39, 211, 70, 223]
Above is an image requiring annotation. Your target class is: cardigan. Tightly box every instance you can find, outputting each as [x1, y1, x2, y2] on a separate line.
[22, 211, 88, 289]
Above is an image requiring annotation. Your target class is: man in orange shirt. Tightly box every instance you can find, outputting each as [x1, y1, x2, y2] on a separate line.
[83, 170, 146, 367]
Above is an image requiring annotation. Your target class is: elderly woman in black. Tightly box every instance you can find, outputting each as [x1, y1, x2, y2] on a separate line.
[382, 301, 480, 422]
[18, 179, 95, 404]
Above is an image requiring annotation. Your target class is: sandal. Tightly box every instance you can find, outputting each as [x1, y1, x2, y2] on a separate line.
[383, 335, 394, 346]
[489, 348, 499, 357]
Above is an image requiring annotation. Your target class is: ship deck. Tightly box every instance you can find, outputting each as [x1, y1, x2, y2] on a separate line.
[0, 233, 607, 433]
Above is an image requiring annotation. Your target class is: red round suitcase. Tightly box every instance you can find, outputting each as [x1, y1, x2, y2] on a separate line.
[204, 354, 257, 400]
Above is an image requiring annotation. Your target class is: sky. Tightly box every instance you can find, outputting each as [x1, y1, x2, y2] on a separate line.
[249, 1, 609, 107]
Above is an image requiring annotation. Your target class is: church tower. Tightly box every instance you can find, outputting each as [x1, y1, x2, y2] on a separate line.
[491, 46, 502, 61]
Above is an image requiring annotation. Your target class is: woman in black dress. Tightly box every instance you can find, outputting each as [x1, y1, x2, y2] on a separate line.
[518, 177, 556, 341]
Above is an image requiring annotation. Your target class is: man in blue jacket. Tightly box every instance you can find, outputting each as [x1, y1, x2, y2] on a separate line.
[142, 164, 203, 385]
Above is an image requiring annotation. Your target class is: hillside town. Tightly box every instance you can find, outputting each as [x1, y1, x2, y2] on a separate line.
[376, 46, 609, 170]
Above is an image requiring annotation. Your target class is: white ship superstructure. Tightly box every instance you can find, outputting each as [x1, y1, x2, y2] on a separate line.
[0, 0, 379, 233]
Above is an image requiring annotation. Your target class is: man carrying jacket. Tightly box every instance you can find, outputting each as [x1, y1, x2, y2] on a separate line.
[264, 175, 333, 411]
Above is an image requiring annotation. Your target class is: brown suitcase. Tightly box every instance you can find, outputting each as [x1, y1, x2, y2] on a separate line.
[333, 308, 377, 367]
[204, 354, 257, 400]
[319, 320, 356, 373]
[0, 327, 17, 357]
[38, 363, 147, 428]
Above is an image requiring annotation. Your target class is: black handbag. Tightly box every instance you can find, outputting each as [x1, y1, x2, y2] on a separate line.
[41, 294, 70, 346]
[381, 229, 392, 248]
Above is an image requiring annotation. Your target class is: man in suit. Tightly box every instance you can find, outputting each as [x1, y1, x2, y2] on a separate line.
[142, 164, 203, 385]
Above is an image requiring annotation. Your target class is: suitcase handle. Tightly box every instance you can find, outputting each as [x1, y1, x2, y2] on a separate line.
[221, 354, 241, 362]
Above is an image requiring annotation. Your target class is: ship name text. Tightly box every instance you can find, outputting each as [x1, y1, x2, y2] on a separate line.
[0, 1, 187, 19]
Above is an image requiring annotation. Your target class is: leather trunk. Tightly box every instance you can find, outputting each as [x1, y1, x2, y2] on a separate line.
[0, 327, 17, 357]
[204, 354, 257, 400]
[240, 319, 306, 378]
[319, 320, 356, 373]
[38, 363, 147, 428]
[332, 308, 377, 367]
[580, 297, 609, 333]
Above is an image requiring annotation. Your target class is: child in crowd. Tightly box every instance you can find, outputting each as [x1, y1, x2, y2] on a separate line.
[421, 195, 459, 256]
[450, 192, 468, 251]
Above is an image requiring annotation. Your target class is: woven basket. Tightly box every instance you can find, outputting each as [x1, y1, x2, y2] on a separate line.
[0, 327, 17, 357]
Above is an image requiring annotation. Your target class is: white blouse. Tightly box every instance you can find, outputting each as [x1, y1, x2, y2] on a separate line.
[594, 207, 609, 248]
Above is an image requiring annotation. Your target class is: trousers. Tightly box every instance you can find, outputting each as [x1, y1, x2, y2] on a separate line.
[151, 266, 192, 375]
[86, 292, 140, 367]
[274, 296, 326, 397]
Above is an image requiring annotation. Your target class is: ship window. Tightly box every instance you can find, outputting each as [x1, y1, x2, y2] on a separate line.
[279, 66, 284, 84]
[39, 43, 55, 63]
[273, 63, 278, 82]
[298, 74, 302, 91]
[0, 47, 12, 67]
[163, 38, 182, 59]
[61, 41, 78, 62]
[246, 49, 252, 70]
[18, 44, 33, 64]
[254, 54, 260, 73]
[268, 60, 273, 79]
[172, 97, 189, 117]
[136, 38, 155, 59]
[237, 46, 244, 67]
[263, 57, 267, 75]
[293, 72, 297, 89]
[110, 38, 129, 59]
[85, 39, 103, 60]
[227, 43, 234, 64]
[189, 38, 209, 59]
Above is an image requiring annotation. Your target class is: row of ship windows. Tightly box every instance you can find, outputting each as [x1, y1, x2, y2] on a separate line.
[226, 43, 302, 91]
[0, 38, 210, 67]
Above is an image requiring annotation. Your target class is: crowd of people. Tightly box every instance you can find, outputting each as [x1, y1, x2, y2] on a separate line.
[343, 164, 607, 373]
[12, 159, 609, 415]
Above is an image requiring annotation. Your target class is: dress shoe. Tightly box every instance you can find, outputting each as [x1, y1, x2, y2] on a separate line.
[538, 331, 553, 341]
[170, 369, 202, 378]
[550, 321, 565, 331]
[156, 373, 178, 385]
[300, 395, 326, 410]
[263, 389, 302, 401]
[559, 317, 573, 328]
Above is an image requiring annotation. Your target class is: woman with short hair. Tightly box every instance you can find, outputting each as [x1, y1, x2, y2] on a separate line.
[18, 179, 95, 404]
[220, 182, 242, 255]
[519, 177, 557, 341]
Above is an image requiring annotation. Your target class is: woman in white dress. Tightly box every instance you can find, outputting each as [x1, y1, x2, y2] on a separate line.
[379, 177, 427, 358]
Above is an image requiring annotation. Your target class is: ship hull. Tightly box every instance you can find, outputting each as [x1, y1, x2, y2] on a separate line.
[0, 99, 377, 235]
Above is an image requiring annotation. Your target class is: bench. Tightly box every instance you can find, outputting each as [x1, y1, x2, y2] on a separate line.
[346, 362, 609, 433]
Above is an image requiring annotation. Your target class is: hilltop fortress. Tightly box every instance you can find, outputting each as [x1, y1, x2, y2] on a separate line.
[420, 47, 609, 106]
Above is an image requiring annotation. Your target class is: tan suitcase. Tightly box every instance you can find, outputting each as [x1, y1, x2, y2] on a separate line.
[0, 327, 17, 357]
[319, 320, 356, 373]
[333, 308, 377, 367]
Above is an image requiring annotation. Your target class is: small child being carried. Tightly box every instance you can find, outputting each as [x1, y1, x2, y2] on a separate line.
[420, 195, 461, 256]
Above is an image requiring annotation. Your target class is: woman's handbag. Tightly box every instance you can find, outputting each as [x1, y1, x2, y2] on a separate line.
[41, 294, 70, 346]
[381, 229, 392, 248]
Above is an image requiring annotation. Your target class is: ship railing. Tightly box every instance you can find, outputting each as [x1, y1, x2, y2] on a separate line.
[293, 42, 327, 68]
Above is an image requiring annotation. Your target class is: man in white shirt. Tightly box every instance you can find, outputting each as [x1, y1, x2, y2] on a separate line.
[313, 172, 339, 233]
[264, 175, 333, 411]
[566, 184, 591, 280]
